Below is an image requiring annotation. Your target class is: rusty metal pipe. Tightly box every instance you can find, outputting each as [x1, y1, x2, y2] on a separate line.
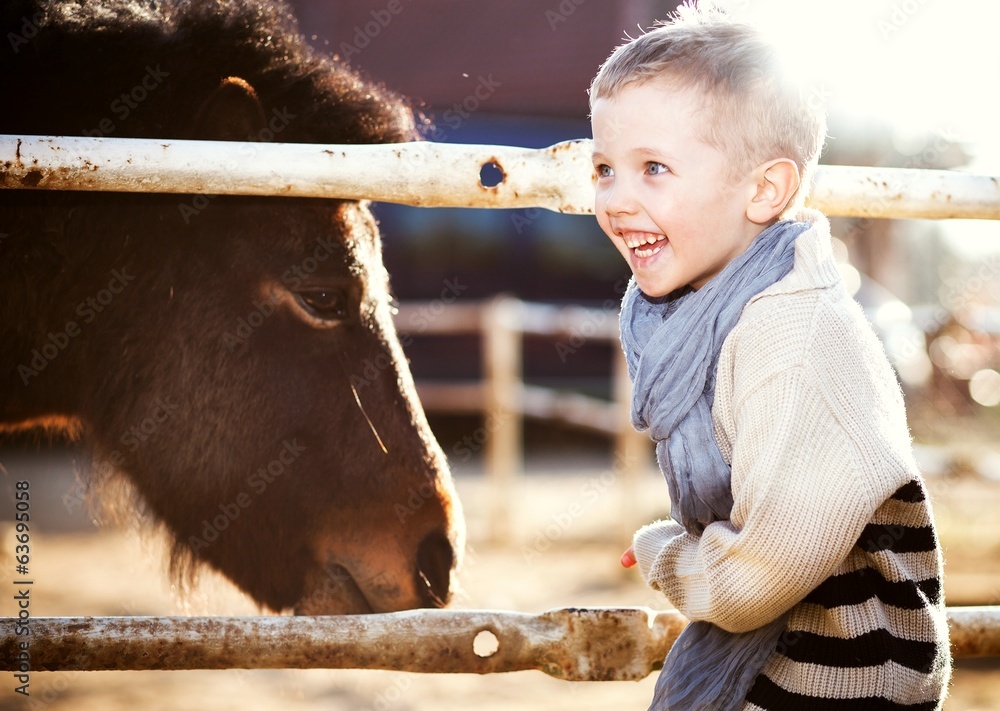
[0, 135, 596, 214]
[0, 608, 684, 680]
[1, 607, 996, 678]
[809, 164, 1000, 220]
[3, 135, 1000, 220]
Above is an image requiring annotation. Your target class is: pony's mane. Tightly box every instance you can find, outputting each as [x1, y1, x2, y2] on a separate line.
[1, 0, 417, 144]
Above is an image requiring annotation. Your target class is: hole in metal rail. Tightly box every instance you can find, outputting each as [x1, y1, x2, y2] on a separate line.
[473, 629, 500, 658]
[479, 161, 505, 188]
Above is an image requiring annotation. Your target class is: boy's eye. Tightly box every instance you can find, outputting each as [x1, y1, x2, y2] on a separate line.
[595, 164, 613, 178]
[646, 162, 669, 175]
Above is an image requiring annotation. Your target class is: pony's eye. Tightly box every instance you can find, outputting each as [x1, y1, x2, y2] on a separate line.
[296, 289, 350, 321]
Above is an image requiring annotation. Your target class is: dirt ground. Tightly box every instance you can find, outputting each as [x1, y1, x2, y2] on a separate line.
[2, 460, 999, 710]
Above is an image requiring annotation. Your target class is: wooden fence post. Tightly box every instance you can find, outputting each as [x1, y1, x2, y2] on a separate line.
[483, 295, 524, 544]
[612, 347, 653, 546]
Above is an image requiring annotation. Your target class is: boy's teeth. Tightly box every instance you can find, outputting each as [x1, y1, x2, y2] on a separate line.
[624, 233, 665, 248]
[635, 244, 664, 258]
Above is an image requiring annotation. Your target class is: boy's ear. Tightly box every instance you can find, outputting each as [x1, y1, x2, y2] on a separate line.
[746, 158, 800, 224]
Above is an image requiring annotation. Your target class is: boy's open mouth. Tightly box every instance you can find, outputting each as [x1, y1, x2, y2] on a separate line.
[623, 232, 667, 259]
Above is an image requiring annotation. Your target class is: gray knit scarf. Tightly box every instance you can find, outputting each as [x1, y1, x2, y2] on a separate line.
[619, 218, 809, 711]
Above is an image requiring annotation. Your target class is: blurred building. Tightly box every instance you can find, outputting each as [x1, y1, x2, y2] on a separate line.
[286, 0, 682, 304]
[286, 1, 984, 420]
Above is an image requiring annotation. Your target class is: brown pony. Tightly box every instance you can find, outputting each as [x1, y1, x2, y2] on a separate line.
[0, 0, 464, 614]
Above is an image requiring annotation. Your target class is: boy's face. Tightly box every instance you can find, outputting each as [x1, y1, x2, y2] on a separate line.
[591, 80, 763, 297]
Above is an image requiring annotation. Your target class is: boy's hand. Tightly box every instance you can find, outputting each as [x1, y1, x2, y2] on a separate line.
[621, 545, 637, 568]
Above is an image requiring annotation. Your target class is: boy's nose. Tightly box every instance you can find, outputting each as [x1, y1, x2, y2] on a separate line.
[602, 183, 637, 216]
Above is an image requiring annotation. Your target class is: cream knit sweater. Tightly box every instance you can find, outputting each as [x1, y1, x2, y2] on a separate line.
[632, 210, 950, 709]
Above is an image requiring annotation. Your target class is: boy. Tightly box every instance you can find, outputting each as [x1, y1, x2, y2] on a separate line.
[590, 4, 950, 710]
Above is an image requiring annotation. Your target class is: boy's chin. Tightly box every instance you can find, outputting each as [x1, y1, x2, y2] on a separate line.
[634, 277, 681, 299]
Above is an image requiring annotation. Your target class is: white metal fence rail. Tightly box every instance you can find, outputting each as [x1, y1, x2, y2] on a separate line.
[3, 607, 999, 674]
[3, 134, 1000, 678]
[4, 135, 1000, 219]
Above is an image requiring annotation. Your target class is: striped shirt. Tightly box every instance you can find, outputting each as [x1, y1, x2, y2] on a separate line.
[631, 210, 950, 709]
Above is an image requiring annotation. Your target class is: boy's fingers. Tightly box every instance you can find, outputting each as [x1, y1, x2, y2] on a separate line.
[621, 546, 637, 568]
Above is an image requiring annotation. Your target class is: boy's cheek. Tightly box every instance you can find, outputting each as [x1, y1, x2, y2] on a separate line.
[594, 200, 613, 234]
[599, 223, 624, 251]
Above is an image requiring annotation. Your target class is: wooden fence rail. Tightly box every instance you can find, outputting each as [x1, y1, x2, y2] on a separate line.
[3, 607, 997, 676]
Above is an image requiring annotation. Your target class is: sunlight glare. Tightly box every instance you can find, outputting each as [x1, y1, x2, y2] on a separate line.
[714, 0, 1000, 153]
[713, 0, 1000, 254]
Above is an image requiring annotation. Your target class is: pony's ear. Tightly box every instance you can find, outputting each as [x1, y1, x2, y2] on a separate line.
[192, 76, 266, 140]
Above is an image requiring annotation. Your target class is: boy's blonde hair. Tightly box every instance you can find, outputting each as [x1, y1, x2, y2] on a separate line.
[589, 3, 826, 210]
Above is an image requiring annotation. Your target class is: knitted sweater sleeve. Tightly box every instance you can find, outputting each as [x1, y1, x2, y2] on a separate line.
[632, 299, 908, 633]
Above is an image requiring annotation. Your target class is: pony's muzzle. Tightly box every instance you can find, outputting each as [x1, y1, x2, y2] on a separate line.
[292, 528, 457, 615]
[294, 562, 373, 615]
[415, 529, 455, 608]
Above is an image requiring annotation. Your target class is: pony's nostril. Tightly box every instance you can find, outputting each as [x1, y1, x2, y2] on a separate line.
[416, 529, 455, 608]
